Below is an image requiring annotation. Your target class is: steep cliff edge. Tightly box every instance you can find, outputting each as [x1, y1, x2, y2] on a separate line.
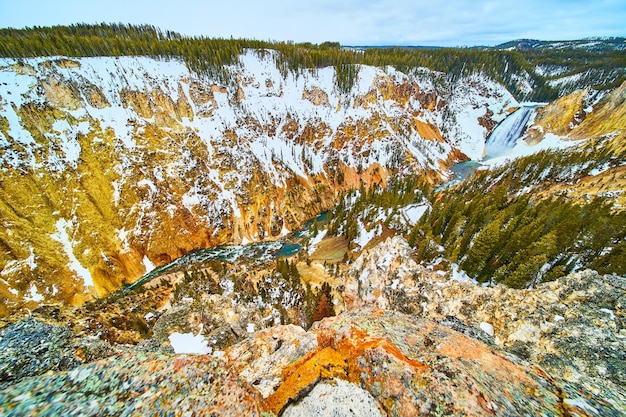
[342, 236, 626, 410]
[520, 81, 626, 207]
[1, 236, 624, 415]
[0, 54, 516, 313]
[525, 80, 626, 145]
[2, 308, 622, 416]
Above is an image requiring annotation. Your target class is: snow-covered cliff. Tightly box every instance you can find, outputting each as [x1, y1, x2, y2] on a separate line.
[0, 51, 517, 311]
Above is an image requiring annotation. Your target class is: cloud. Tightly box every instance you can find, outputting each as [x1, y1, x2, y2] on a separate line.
[0, 0, 624, 45]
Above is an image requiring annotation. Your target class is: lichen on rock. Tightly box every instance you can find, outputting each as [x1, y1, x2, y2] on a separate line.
[1, 308, 622, 416]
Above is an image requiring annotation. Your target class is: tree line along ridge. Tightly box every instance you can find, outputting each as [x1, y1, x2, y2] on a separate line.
[1, 23, 624, 100]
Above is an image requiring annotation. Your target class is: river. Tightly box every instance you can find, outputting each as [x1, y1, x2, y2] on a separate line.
[127, 106, 537, 290]
[124, 212, 329, 292]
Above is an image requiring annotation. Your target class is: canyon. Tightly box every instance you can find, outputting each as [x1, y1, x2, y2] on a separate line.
[0, 52, 517, 313]
[1, 29, 625, 415]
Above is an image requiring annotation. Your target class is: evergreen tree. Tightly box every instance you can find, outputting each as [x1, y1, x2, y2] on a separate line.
[311, 293, 334, 323]
[461, 219, 502, 281]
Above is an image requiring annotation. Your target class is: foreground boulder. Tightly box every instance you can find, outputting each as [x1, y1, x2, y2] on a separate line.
[1, 309, 621, 416]
[344, 236, 626, 410]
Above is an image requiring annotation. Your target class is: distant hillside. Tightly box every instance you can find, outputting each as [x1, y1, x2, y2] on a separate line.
[0, 23, 625, 311]
[0, 50, 518, 314]
[497, 37, 626, 52]
[1, 24, 624, 101]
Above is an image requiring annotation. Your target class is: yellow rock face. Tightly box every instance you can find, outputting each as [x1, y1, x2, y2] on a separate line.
[525, 80, 626, 145]
[524, 89, 588, 143]
[572, 81, 626, 141]
[519, 81, 626, 208]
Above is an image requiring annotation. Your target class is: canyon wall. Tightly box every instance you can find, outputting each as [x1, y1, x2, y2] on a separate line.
[0, 52, 517, 312]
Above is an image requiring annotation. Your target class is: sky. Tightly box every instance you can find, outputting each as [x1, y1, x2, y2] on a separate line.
[0, 0, 625, 46]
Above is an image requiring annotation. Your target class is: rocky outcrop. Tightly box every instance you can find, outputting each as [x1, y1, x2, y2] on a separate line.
[0, 318, 119, 387]
[302, 86, 330, 106]
[342, 236, 626, 411]
[2, 308, 621, 416]
[525, 88, 589, 142]
[344, 235, 421, 310]
[0, 318, 75, 384]
[282, 378, 384, 417]
[0, 350, 265, 416]
[525, 80, 626, 145]
[1, 234, 624, 415]
[571, 80, 626, 142]
[518, 82, 626, 209]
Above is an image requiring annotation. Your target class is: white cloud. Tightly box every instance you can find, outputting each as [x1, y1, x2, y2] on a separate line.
[0, 0, 624, 46]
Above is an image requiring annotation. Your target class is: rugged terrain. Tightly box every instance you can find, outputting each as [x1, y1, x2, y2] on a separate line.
[1, 27, 625, 416]
[0, 52, 517, 313]
[2, 310, 622, 416]
[1, 237, 625, 415]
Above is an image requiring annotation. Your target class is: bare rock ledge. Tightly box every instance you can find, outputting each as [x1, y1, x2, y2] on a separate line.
[1, 308, 621, 416]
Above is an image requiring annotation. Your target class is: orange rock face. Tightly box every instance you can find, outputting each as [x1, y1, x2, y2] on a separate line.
[231, 309, 622, 416]
[279, 311, 564, 416]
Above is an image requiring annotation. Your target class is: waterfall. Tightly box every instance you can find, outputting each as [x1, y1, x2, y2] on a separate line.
[484, 107, 534, 158]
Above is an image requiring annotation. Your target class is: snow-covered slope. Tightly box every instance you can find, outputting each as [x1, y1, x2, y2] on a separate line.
[0, 51, 516, 312]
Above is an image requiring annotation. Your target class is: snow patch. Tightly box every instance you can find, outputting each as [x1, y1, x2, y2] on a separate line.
[563, 398, 599, 414]
[445, 73, 518, 161]
[116, 228, 131, 253]
[280, 223, 291, 237]
[168, 330, 212, 355]
[353, 221, 378, 249]
[308, 230, 327, 255]
[143, 255, 156, 273]
[599, 308, 615, 320]
[182, 188, 202, 210]
[137, 179, 157, 193]
[28, 285, 44, 302]
[50, 219, 94, 288]
[449, 263, 475, 283]
[400, 204, 429, 225]
[589, 162, 612, 176]
[479, 322, 494, 337]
